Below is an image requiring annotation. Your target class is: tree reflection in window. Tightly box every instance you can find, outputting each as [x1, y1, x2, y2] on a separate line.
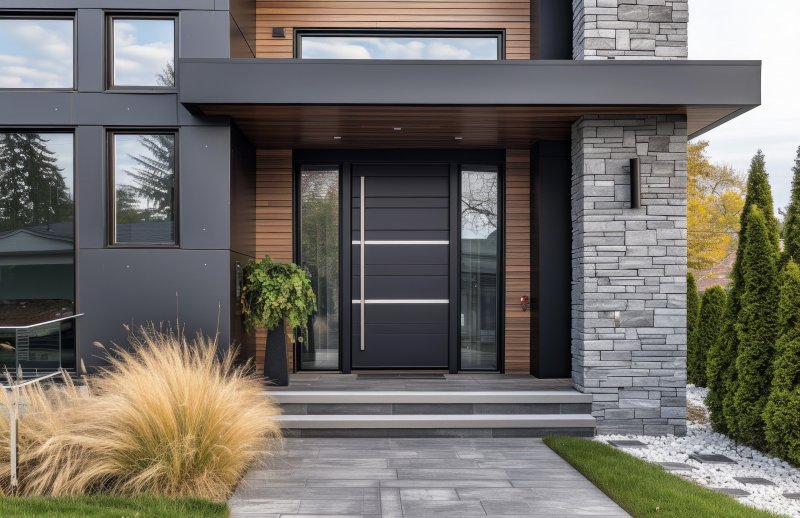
[300, 166, 340, 370]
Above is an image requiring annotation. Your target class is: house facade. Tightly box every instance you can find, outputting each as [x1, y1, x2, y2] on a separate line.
[0, 0, 760, 434]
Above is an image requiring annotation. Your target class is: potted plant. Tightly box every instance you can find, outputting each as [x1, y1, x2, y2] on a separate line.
[240, 256, 316, 385]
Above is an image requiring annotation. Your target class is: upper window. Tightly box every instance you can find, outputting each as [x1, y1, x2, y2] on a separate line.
[297, 30, 503, 60]
[0, 18, 74, 89]
[109, 132, 177, 245]
[110, 17, 175, 88]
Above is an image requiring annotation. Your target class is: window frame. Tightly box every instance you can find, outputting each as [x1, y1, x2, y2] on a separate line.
[0, 14, 76, 91]
[293, 28, 506, 60]
[107, 129, 179, 248]
[106, 14, 178, 92]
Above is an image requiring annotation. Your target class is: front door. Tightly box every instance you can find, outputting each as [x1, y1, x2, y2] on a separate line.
[351, 164, 451, 369]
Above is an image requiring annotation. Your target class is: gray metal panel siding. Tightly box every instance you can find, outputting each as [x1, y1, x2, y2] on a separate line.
[230, 124, 256, 258]
[76, 10, 104, 92]
[75, 126, 106, 250]
[78, 249, 231, 369]
[0, 1, 218, 9]
[179, 59, 761, 108]
[532, 141, 572, 379]
[74, 94, 180, 126]
[181, 10, 230, 58]
[179, 126, 231, 250]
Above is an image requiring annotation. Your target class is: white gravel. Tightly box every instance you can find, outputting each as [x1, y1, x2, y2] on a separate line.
[597, 385, 800, 518]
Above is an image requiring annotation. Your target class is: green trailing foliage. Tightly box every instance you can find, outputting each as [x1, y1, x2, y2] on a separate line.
[240, 256, 317, 342]
[730, 207, 780, 448]
[763, 260, 800, 462]
[691, 286, 725, 388]
[783, 146, 800, 264]
[686, 273, 701, 385]
[707, 150, 779, 434]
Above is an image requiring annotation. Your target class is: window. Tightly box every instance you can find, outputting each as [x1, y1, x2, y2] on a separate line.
[109, 132, 177, 245]
[298, 165, 340, 370]
[0, 18, 74, 89]
[0, 131, 76, 370]
[297, 30, 503, 60]
[460, 166, 500, 370]
[109, 17, 175, 88]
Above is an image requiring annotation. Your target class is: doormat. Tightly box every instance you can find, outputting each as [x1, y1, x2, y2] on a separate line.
[357, 373, 446, 380]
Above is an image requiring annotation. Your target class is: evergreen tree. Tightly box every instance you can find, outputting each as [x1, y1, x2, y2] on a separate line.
[730, 207, 780, 448]
[686, 273, 701, 385]
[763, 260, 800, 461]
[783, 146, 800, 264]
[707, 150, 779, 433]
[125, 134, 176, 221]
[0, 133, 71, 232]
[694, 286, 726, 388]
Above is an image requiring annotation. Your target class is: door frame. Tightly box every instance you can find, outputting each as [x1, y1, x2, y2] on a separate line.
[293, 149, 506, 374]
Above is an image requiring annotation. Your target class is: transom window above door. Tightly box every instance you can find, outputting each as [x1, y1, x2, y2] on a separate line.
[296, 30, 503, 60]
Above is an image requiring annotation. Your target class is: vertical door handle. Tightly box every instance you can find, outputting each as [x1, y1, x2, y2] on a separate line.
[360, 176, 366, 351]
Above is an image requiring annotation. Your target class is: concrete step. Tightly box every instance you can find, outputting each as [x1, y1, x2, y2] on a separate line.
[276, 413, 596, 438]
[267, 390, 592, 415]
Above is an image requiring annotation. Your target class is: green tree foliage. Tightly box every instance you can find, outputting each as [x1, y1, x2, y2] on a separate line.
[0, 133, 71, 232]
[692, 286, 725, 388]
[783, 146, 800, 264]
[763, 260, 800, 462]
[707, 150, 779, 433]
[686, 273, 701, 384]
[730, 207, 780, 448]
[124, 135, 175, 221]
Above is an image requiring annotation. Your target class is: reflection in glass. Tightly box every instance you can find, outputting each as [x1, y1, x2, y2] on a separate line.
[460, 166, 499, 370]
[0, 18, 74, 89]
[113, 134, 176, 244]
[300, 35, 500, 60]
[300, 166, 340, 370]
[112, 18, 175, 87]
[0, 132, 75, 369]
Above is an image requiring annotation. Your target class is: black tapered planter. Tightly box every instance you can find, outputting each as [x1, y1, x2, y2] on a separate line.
[264, 320, 289, 386]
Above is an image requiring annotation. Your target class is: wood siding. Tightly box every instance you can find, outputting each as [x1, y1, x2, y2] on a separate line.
[255, 150, 294, 371]
[504, 149, 531, 373]
[255, 0, 531, 60]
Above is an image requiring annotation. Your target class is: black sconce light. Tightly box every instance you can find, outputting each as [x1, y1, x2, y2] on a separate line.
[272, 27, 285, 38]
[630, 157, 641, 209]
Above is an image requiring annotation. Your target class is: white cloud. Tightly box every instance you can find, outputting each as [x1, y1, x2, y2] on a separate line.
[113, 20, 174, 86]
[690, 0, 800, 211]
[0, 20, 73, 88]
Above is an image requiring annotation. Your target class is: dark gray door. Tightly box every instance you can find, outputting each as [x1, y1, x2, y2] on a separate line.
[351, 164, 450, 369]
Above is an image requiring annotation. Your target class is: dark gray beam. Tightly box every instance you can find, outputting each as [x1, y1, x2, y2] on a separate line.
[179, 59, 761, 108]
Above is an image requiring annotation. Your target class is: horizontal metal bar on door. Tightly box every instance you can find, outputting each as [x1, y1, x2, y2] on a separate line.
[351, 240, 449, 245]
[0, 313, 85, 330]
[351, 299, 450, 304]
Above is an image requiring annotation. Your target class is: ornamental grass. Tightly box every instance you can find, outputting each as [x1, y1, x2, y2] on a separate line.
[0, 325, 281, 500]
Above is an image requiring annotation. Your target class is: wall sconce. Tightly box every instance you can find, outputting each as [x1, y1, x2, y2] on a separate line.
[630, 157, 641, 209]
[272, 27, 285, 38]
[520, 296, 530, 312]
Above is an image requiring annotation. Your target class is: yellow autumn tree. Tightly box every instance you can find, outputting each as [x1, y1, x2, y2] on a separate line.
[688, 141, 745, 271]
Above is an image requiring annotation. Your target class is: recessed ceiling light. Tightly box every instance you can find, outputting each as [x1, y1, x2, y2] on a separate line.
[333, 136, 342, 140]
[454, 136, 463, 141]
[393, 127, 402, 131]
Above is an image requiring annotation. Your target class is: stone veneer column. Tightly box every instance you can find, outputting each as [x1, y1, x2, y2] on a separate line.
[572, 0, 688, 60]
[571, 115, 688, 435]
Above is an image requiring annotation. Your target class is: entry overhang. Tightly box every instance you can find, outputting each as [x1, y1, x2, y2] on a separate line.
[179, 59, 761, 145]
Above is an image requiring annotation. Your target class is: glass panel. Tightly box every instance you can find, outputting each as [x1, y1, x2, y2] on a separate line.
[460, 166, 499, 370]
[0, 18, 74, 89]
[300, 166, 340, 370]
[113, 134, 176, 244]
[300, 35, 500, 60]
[113, 18, 175, 87]
[0, 132, 75, 369]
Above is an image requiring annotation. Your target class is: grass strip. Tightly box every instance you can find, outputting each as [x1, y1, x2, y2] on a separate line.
[0, 495, 228, 518]
[543, 435, 781, 518]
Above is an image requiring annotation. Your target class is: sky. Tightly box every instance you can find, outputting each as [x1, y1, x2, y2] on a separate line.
[112, 19, 174, 86]
[0, 19, 73, 88]
[689, 0, 800, 212]
[301, 36, 499, 60]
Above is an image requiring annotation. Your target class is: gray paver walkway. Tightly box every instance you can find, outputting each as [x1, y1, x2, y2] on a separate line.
[229, 438, 629, 517]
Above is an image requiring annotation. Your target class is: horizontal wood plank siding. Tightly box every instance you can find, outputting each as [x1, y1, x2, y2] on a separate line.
[256, 0, 531, 59]
[504, 149, 531, 373]
[255, 149, 295, 372]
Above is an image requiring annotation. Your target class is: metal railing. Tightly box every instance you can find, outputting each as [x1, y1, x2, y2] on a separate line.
[0, 314, 83, 372]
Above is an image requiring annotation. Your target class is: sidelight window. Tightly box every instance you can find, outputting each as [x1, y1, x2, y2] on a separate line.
[460, 166, 500, 370]
[297, 30, 503, 60]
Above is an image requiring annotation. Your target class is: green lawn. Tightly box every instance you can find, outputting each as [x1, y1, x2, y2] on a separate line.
[544, 436, 781, 518]
[0, 495, 228, 518]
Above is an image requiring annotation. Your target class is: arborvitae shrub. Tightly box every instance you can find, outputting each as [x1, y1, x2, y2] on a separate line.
[782, 147, 800, 264]
[764, 260, 800, 462]
[692, 286, 725, 388]
[731, 207, 780, 448]
[686, 273, 701, 385]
